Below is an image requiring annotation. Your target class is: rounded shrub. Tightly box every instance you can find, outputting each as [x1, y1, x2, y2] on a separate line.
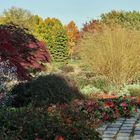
[0, 107, 101, 140]
[11, 74, 83, 107]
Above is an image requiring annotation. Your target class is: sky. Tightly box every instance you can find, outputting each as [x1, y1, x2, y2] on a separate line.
[0, 0, 140, 29]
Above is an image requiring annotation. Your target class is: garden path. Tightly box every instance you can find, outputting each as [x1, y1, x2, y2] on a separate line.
[97, 109, 140, 140]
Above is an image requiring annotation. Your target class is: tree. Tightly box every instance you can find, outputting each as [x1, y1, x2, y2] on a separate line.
[100, 10, 140, 30]
[29, 15, 44, 34]
[65, 21, 79, 57]
[35, 18, 69, 62]
[0, 7, 33, 29]
[0, 24, 51, 80]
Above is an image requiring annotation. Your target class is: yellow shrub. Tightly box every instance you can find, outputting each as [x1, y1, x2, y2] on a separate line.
[78, 26, 140, 86]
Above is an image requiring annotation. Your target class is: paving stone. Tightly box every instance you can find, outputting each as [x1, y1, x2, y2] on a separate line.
[134, 128, 140, 131]
[116, 136, 130, 140]
[97, 127, 107, 131]
[104, 130, 118, 135]
[135, 123, 140, 127]
[134, 130, 140, 135]
[102, 134, 116, 138]
[120, 127, 133, 130]
[116, 120, 125, 123]
[137, 109, 140, 113]
[102, 138, 114, 140]
[117, 133, 131, 137]
[133, 135, 140, 139]
[119, 130, 132, 133]
[126, 118, 137, 121]
[107, 128, 120, 131]
[112, 122, 122, 125]
[109, 124, 122, 128]
[134, 115, 140, 118]
[122, 124, 134, 127]
[124, 121, 136, 124]
[117, 118, 126, 121]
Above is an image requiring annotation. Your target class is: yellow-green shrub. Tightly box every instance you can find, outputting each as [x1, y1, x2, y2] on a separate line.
[78, 25, 140, 86]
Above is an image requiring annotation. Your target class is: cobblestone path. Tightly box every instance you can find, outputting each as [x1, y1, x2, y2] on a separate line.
[96, 109, 140, 140]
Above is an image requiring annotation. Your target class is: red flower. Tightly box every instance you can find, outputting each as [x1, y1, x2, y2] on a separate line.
[104, 101, 114, 108]
[55, 136, 65, 140]
[104, 114, 109, 120]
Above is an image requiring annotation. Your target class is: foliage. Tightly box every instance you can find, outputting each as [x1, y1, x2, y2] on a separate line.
[91, 76, 113, 93]
[78, 25, 140, 86]
[80, 85, 102, 96]
[58, 97, 137, 127]
[81, 20, 102, 33]
[65, 21, 79, 57]
[0, 7, 33, 29]
[0, 23, 51, 80]
[34, 18, 69, 62]
[0, 107, 101, 140]
[100, 10, 140, 30]
[0, 96, 136, 139]
[112, 97, 137, 117]
[11, 74, 83, 107]
[119, 84, 140, 97]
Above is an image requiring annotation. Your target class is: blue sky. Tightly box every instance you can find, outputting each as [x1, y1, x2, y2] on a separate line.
[0, 0, 140, 29]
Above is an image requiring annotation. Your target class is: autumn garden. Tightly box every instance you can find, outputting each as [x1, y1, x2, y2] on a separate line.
[0, 7, 140, 140]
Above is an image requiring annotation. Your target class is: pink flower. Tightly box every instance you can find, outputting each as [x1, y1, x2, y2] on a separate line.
[120, 102, 128, 107]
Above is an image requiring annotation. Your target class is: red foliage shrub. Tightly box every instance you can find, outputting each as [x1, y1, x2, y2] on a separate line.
[82, 20, 97, 32]
[0, 24, 51, 80]
[79, 20, 104, 39]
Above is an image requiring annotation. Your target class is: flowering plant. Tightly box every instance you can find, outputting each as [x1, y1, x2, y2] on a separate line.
[54, 96, 137, 130]
[0, 58, 17, 107]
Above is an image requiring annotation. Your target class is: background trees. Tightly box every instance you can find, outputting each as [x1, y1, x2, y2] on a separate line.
[65, 21, 79, 58]
[100, 10, 140, 30]
[34, 18, 69, 62]
[0, 7, 70, 63]
[0, 7, 33, 29]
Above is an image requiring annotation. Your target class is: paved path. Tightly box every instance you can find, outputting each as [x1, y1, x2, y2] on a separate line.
[96, 109, 140, 140]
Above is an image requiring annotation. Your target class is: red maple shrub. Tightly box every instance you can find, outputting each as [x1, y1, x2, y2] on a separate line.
[0, 24, 51, 80]
[82, 20, 97, 32]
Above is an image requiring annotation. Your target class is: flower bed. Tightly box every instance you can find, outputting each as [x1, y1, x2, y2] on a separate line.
[49, 96, 137, 128]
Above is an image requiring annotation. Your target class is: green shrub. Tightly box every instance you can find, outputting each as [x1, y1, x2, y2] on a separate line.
[0, 107, 101, 140]
[11, 74, 83, 107]
[10, 82, 31, 107]
[92, 76, 113, 93]
[80, 85, 102, 96]
[119, 84, 140, 97]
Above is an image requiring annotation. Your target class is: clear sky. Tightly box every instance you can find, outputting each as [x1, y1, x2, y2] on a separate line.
[0, 0, 140, 29]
